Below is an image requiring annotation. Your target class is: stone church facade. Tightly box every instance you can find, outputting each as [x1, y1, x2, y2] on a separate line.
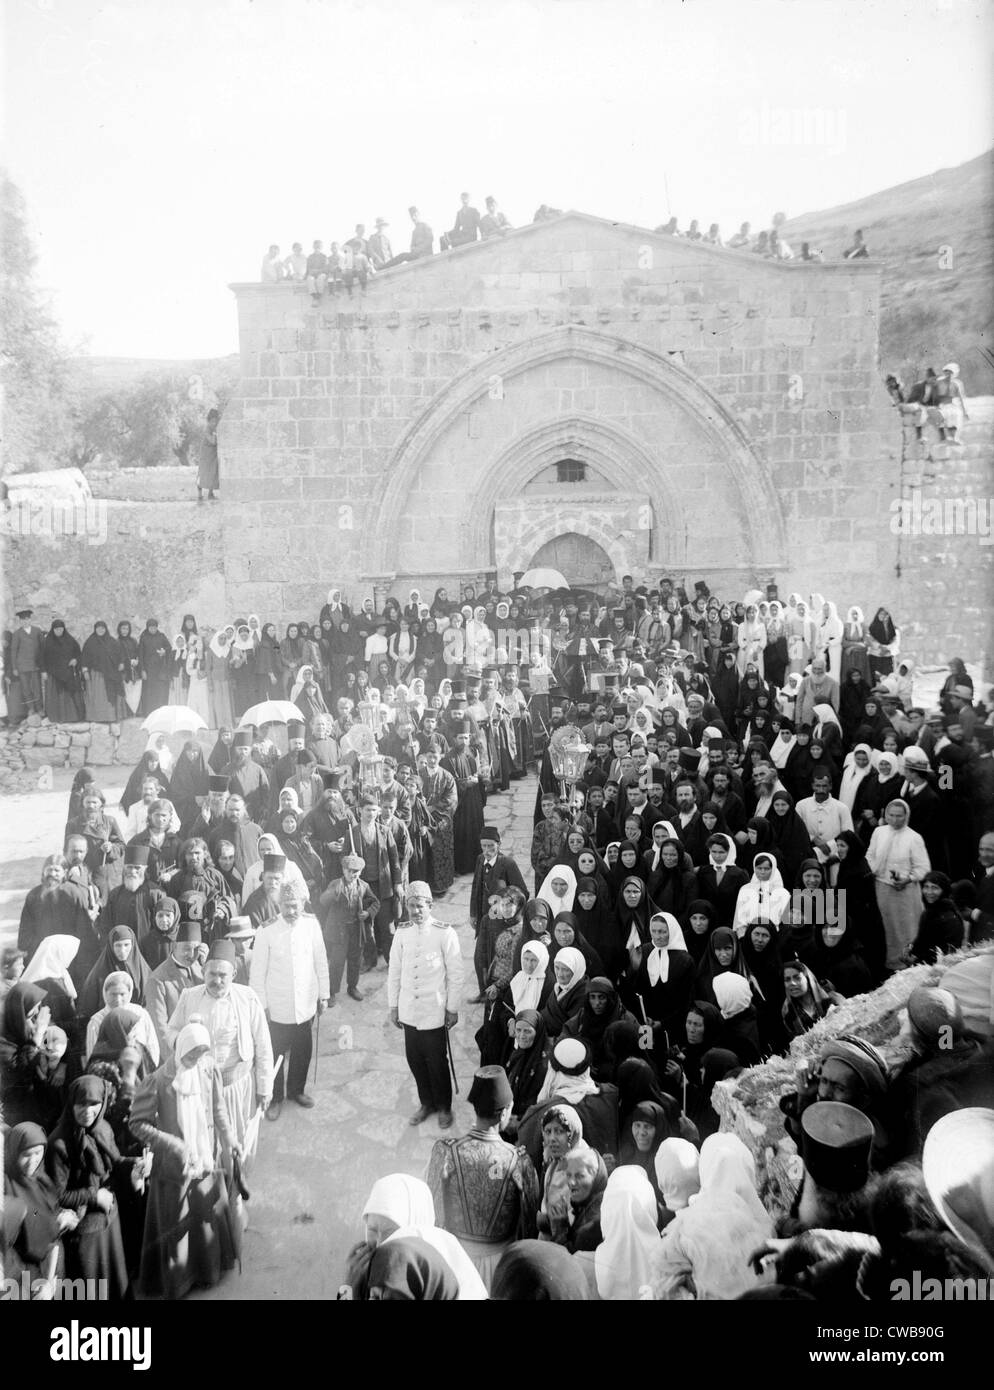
[221, 213, 932, 628]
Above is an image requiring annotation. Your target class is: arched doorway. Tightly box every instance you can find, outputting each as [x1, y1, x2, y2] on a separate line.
[528, 533, 616, 588]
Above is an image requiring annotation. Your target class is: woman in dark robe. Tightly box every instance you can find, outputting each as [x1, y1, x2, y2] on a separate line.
[0, 982, 49, 1127]
[120, 750, 171, 816]
[939, 657, 973, 717]
[615, 1056, 681, 1131]
[909, 872, 966, 966]
[511, 899, 554, 974]
[618, 1100, 671, 1208]
[694, 926, 750, 1007]
[272, 808, 325, 900]
[608, 840, 646, 898]
[867, 607, 899, 684]
[680, 898, 717, 971]
[626, 912, 696, 1054]
[129, 1022, 239, 1300]
[549, 911, 604, 979]
[66, 767, 97, 831]
[560, 977, 636, 1081]
[614, 874, 658, 967]
[208, 727, 234, 774]
[807, 739, 841, 795]
[855, 752, 904, 844]
[442, 730, 485, 874]
[254, 623, 284, 701]
[809, 917, 874, 996]
[830, 829, 886, 981]
[840, 670, 873, 744]
[4, 1123, 73, 1292]
[138, 620, 172, 715]
[710, 650, 740, 731]
[741, 921, 787, 1055]
[42, 619, 86, 721]
[46, 1074, 138, 1299]
[644, 837, 697, 916]
[116, 620, 142, 716]
[541, 945, 588, 1040]
[168, 740, 209, 833]
[766, 791, 815, 885]
[737, 816, 779, 877]
[572, 875, 625, 982]
[78, 926, 151, 1021]
[80, 621, 126, 723]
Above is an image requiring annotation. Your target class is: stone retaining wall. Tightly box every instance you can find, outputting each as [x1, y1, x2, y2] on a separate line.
[0, 714, 159, 791]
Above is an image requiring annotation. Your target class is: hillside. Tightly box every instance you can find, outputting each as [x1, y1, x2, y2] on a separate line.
[782, 150, 994, 394]
[74, 354, 240, 395]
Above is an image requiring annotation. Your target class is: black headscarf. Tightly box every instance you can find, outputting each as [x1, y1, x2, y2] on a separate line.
[78, 926, 151, 1018]
[741, 919, 785, 1007]
[868, 609, 897, 646]
[47, 1074, 120, 1194]
[550, 912, 604, 978]
[120, 750, 171, 814]
[2, 982, 47, 1047]
[86, 1005, 154, 1078]
[492, 1240, 590, 1301]
[42, 621, 82, 687]
[4, 1122, 61, 1267]
[618, 1099, 670, 1184]
[505, 1009, 549, 1112]
[765, 791, 814, 882]
[116, 621, 141, 681]
[738, 817, 778, 875]
[80, 622, 124, 696]
[681, 898, 717, 967]
[169, 741, 209, 808]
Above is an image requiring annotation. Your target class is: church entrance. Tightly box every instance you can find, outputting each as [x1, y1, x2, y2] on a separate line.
[527, 532, 617, 588]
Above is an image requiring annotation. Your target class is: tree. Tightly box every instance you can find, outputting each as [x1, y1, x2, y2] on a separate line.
[1, 171, 81, 474]
[74, 363, 239, 468]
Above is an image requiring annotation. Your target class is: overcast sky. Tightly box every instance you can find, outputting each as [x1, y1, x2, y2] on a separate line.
[4, 0, 992, 358]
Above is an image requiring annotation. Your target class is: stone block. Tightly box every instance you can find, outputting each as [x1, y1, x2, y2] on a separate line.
[35, 729, 55, 746]
[69, 731, 92, 747]
[20, 730, 37, 748]
[115, 721, 149, 764]
[22, 746, 66, 769]
[87, 725, 116, 765]
[54, 732, 71, 749]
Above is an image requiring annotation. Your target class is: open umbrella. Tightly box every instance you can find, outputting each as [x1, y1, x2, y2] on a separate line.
[239, 700, 308, 728]
[141, 706, 208, 735]
[517, 567, 570, 592]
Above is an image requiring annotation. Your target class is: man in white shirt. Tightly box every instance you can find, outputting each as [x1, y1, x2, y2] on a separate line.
[260, 244, 283, 283]
[123, 777, 180, 840]
[249, 882, 328, 1115]
[388, 881, 462, 1129]
[796, 771, 854, 865]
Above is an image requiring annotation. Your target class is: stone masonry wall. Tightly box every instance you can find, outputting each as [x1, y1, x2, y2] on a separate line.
[222, 214, 909, 628]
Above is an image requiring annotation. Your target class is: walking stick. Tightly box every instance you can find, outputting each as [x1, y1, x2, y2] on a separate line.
[445, 1024, 459, 1095]
[313, 1008, 321, 1085]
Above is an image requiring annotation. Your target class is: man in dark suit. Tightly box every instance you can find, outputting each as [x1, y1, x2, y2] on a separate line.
[10, 608, 46, 717]
[695, 834, 748, 928]
[469, 826, 527, 1000]
[966, 831, 994, 944]
[343, 793, 403, 969]
[319, 854, 380, 1003]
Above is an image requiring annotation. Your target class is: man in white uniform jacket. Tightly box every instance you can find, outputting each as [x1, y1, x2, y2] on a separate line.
[388, 881, 462, 1129]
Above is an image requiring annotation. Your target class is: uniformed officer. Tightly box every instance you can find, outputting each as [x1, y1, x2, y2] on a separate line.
[387, 881, 462, 1128]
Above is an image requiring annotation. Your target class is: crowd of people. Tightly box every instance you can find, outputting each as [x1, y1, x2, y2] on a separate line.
[3, 571, 993, 1299]
[885, 364, 971, 449]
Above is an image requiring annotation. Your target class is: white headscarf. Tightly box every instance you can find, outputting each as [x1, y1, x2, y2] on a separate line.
[510, 941, 550, 1013]
[654, 1138, 701, 1211]
[770, 728, 796, 770]
[22, 934, 80, 999]
[921, 1108, 994, 1262]
[538, 865, 577, 914]
[553, 945, 586, 998]
[172, 1022, 214, 1176]
[813, 703, 842, 736]
[712, 972, 753, 1020]
[595, 1165, 661, 1301]
[537, 1038, 600, 1105]
[734, 854, 791, 935]
[646, 913, 689, 986]
[361, 1174, 487, 1300]
[707, 833, 738, 868]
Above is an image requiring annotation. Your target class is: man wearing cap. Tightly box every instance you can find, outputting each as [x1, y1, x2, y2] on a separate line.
[388, 881, 461, 1127]
[900, 745, 947, 873]
[10, 608, 45, 718]
[469, 828, 527, 1001]
[375, 755, 411, 822]
[270, 720, 316, 804]
[319, 853, 379, 1004]
[223, 730, 270, 824]
[367, 218, 392, 269]
[145, 920, 205, 1053]
[101, 844, 165, 941]
[782, 1035, 890, 1164]
[249, 881, 327, 1114]
[171, 937, 275, 1136]
[426, 1064, 539, 1288]
[791, 1101, 875, 1232]
[243, 851, 291, 929]
[343, 793, 404, 969]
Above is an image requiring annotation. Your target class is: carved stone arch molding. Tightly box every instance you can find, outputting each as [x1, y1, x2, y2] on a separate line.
[365, 324, 787, 575]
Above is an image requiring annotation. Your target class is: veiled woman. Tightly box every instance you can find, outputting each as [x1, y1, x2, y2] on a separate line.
[4, 1122, 76, 1293]
[79, 926, 152, 1021]
[138, 619, 173, 715]
[42, 619, 85, 721]
[130, 1022, 240, 1299]
[46, 1074, 140, 1298]
[254, 622, 284, 700]
[80, 621, 126, 723]
[541, 945, 588, 1040]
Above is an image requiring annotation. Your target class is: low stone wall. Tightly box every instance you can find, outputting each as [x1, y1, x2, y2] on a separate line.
[712, 944, 994, 1220]
[0, 713, 156, 791]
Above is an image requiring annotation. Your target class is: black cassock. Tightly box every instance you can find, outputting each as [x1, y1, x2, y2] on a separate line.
[442, 750, 485, 875]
